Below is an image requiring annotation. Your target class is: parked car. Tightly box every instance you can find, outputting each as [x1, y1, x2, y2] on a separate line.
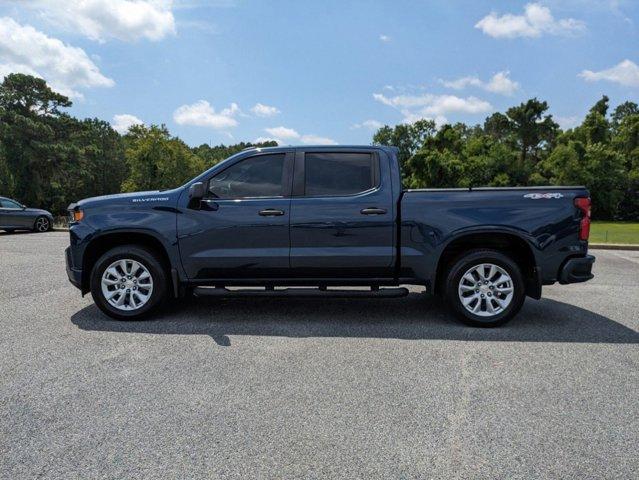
[0, 196, 54, 233]
[65, 145, 595, 327]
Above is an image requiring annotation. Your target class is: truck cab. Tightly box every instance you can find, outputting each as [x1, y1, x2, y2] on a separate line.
[177, 146, 400, 282]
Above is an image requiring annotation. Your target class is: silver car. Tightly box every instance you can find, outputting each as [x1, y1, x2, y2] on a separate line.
[0, 196, 54, 233]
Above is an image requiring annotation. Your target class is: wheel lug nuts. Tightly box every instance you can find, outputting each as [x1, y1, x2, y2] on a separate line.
[489, 285, 494, 289]
[127, 275, 132, 279]
[133, 286, 137, 290]
[488, 292, 492, 297]
[484, 281, 488, 285]
[480, 294, 485, 298]
[475, 289, 479, 293]
[126, 289, 130, 293]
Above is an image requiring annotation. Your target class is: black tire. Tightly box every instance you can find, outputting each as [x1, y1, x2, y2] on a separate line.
[445, 249, 525, 327]
[90, 245, 168, 320]
[33, 216, 51, 232]
[3, 229, 15, 233]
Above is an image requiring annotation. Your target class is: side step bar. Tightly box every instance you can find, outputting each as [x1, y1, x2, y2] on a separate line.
[192, 286, 409, 298]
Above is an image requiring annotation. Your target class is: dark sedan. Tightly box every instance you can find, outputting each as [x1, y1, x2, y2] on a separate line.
[0, 197, 54, 232]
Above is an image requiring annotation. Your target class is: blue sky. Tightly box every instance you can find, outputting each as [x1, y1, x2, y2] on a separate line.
[1, 0, 638, 146]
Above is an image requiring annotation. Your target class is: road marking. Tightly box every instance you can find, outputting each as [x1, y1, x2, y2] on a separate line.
[609, 251, 639, 265]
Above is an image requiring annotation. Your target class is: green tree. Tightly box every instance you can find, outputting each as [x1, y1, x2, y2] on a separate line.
[612, 112, 639, 219]
[122, 124, 206, 192]
[483, 112, 511, 142]
[193, 140, 278, 168]
[580, 95, 611, 145]
[611, 101, 639, 133]
[0, 143, 14, 196]
[373, 119, 436, 185]
[505, 98, 559, 169]
[0, 73, 74, 208]
[584, 144, 626, 219]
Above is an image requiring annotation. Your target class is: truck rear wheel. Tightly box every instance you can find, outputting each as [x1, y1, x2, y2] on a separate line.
[90, 246, 168, 320]
[445, 249, 525, 327]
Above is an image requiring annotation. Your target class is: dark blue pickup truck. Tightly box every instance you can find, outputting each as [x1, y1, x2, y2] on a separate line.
[66, 145, 594, 327]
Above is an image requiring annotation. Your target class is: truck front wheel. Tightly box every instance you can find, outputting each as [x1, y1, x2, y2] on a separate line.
[445, 249, 525, 327]
[90, 246, 168, 320]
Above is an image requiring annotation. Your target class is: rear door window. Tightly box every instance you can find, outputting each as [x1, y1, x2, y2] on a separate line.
[304, 153, 376, 196]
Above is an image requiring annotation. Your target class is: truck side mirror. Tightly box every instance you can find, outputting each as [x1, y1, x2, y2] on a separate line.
[189, 182, 205, 200]
[188, 182, 205, 209]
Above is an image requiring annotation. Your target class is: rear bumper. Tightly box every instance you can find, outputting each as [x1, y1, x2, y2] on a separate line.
[559, 255, 595, 284]
[65, 246, 82, 290]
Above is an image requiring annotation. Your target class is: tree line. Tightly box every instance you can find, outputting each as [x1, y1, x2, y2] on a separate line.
[373, 97, 639, 220]
[0, 74, 276, 215]
[1, 73, 637, 220]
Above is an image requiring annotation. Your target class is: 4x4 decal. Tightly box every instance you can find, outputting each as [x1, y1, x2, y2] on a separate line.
[523, 193, 564, 199]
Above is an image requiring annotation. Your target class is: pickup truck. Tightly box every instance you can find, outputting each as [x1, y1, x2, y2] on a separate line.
[66, 145, 595, 327]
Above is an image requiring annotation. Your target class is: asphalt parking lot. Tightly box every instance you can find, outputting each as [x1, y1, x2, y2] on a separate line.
[1, 231, 638, 479]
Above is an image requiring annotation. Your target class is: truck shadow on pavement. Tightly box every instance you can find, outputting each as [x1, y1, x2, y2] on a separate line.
[70, 293, 639, 347]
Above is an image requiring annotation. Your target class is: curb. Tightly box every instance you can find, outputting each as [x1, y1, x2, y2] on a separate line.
[589, 243, 639, 251]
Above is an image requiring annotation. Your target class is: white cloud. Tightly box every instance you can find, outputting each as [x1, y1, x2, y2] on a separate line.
[264, 126, 299, 139]
[373, 92, 492, 115]
[476, 3, 585, 38]
[253, 136, 279, 144]
[250, 103, 280, 117]
[555, 115, 580, 130]
[373, 92, 492, 125]
[352, 119, 383, 130]
[379, 34, 391, 42]
[112, 114, 143, 134]
[263, 127, 336, 145]
[441, 76, 483, 90]
[26, 0, 176, 42]
[300, 134, 338, 145]
[441, 71, 519, 96]
[173, 100, 239, 129]
[484, 71, 520, 95]
[579, 59, 639, 87]
[401, 112, 448, 126]
[0, 17, 114, 99]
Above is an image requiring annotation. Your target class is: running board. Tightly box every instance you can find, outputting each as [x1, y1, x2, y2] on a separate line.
[192, 286, 409, 298]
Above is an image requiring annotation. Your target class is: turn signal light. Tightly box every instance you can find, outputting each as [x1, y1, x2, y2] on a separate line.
[574, 197, 591, 241]
[72, 210, 84, 222]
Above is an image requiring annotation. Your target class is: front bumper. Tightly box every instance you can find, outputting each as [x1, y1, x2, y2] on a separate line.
[65, 246, 83, 290]
[559, 255, 595, 284]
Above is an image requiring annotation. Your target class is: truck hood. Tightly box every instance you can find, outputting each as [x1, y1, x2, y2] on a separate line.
[71, 188, 183, 209]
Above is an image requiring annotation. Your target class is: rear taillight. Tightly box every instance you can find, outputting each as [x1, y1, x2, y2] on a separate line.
[574, 197, 591, 241]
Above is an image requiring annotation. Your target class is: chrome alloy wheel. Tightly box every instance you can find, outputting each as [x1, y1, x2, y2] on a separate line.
[36, 217, 50, 232]
[458, 263, 514, 317]
[101, 259, 153, 311]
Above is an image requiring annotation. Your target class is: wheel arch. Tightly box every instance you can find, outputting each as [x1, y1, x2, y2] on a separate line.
[433, 229, 541, 299]
[81, 231, 173, 295]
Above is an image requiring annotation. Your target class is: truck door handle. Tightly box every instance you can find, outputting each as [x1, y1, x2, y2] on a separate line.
[258, 208, 285, 216]
[360, 207, 387, 215]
